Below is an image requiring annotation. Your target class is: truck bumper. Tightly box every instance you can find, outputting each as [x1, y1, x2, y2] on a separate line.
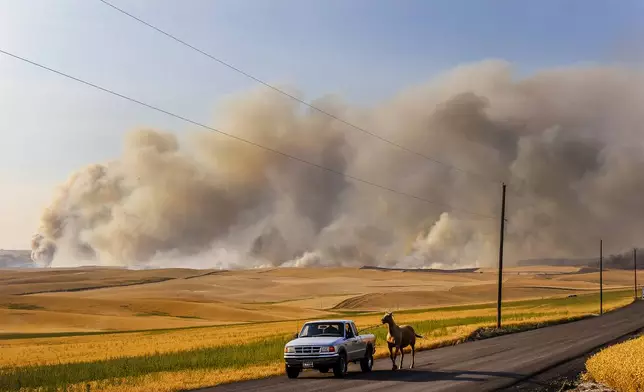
[284, 355, 340, 369]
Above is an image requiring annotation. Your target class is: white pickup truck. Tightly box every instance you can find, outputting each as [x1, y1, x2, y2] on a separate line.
[283, 319, 376, 378]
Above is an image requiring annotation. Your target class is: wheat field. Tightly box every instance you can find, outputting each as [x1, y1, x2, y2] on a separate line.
[585, 334, 644, 392]
[0, 266, 637, 391]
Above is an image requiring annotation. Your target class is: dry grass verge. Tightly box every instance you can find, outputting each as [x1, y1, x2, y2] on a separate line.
[584, 333, 644, 392]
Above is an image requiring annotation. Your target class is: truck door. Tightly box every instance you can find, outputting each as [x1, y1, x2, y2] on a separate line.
[344, 323, 359, 360]
[350, 322, 366, 358]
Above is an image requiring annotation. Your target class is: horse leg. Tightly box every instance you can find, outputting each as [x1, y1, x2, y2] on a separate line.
[392, 347, 400, 370]
[410, 342, 415, 369]
[399, 347, 404, 369]
[388, 345, 396, 370]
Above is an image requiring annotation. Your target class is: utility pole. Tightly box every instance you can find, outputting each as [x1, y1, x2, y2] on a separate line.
[634, 248, 638, 300]
[600, 239, 603, 315]
[497, 183, 506, 329]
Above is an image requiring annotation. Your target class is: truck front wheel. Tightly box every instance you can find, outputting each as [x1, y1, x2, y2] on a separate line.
[333, 353, 348, 378]
[360, 348, 373, 372]
[286, 366, 300, 379]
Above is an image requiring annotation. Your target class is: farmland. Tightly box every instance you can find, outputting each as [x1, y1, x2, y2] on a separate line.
[585, 334, 644, 392]
[0, 265, 637, 391]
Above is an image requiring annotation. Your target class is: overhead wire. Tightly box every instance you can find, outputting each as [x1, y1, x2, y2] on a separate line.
[0, 48, 497, 220]
[96, 0, 507, 188]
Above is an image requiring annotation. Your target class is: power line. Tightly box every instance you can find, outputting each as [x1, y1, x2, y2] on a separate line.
[96, 0, 504, 187]
[0, 48, 496, 220]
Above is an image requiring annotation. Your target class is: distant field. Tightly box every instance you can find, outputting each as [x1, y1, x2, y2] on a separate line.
[0, 266, 635, 333]
[0, 266, 637, 391]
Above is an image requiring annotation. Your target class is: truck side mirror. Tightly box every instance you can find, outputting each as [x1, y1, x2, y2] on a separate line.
[292, 332, 299, 339]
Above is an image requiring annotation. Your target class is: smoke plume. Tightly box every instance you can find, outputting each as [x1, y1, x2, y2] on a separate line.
[31, 60, 644, 269]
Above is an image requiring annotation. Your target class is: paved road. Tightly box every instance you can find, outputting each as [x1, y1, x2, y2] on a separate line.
[203, 301, 644, 392]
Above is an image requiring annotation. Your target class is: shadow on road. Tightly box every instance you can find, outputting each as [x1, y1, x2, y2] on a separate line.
[298, 368, 526, 383]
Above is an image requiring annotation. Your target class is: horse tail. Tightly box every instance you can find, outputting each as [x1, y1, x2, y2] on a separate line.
[415, 333, 424, 338]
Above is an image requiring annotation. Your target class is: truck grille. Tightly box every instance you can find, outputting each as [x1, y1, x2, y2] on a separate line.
[294, 346, 322, 354]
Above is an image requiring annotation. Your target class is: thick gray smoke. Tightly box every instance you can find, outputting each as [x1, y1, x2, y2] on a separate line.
[30, 60, 644, 269]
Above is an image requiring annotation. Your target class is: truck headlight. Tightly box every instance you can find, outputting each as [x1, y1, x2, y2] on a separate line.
[284, 346, 295, 353]
[320, 346, 335, 353]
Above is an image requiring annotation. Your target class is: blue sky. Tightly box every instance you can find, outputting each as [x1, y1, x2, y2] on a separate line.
[0, 0, 641, 248]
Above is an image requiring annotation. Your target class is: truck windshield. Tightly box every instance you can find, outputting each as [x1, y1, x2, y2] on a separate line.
[299, 322, 344, 337]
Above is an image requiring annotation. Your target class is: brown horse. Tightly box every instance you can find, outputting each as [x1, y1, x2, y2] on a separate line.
[381, 312, 423, 370]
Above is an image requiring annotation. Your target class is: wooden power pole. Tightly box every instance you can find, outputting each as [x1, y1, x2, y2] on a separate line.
[497, 183, 506, 329]
[600, 239, 603, 315]
[634, 248, 638, 300]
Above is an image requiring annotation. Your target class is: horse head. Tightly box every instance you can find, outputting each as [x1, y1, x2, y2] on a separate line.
[381, 311, 394, 325]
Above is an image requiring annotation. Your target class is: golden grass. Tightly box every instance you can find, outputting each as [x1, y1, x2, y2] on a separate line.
[1, 293, 633, 392]
[13, 364, 286, 392]
[9, 313, 630, 392]
[0, 309, 509, 368]
[13, 326, 507, 392]
[1, 292, 631, 370]
[0, 310, 501, 367]
[6, 318, 589, 392]
[585, 334, 644, 392]
[0, 320, 298, 368]
[0, 322, 583, 392]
